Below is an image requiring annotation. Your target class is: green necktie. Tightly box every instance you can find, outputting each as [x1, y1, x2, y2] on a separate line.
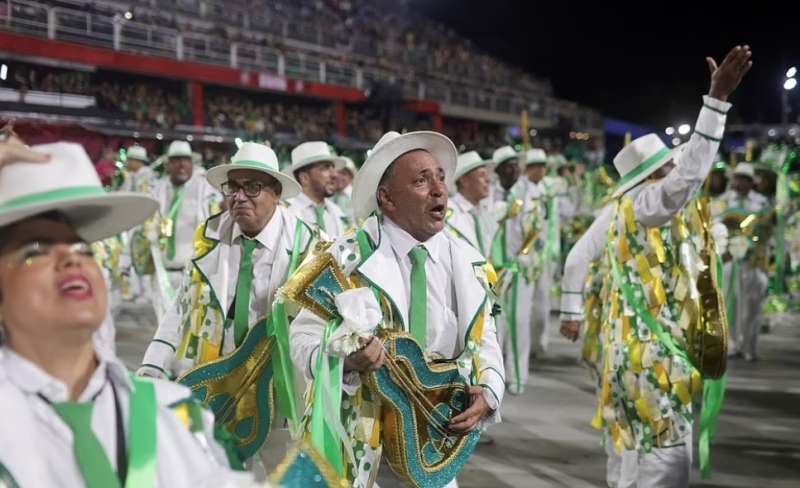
[471, 210, 486, 255]
[166, 184, 185, 260]
[314, 205, 327, 232]
[52, 402, 121, 488]
[233, 238, 258, 347]
[408, 246, 429, 350]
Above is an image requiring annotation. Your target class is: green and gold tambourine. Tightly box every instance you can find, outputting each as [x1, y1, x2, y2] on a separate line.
[177, 319, 276, 461]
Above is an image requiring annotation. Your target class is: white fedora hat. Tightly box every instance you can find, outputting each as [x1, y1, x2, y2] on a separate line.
[289, 141, 344, 177]
[167, 140, 193, 158]
[611, 134, 683, 198]
[732, 162, 755, 179]
[206, 142, 301, 199]
[547, 154, 567, 169]
[451, 151, 494, 191]
[524, 148, 548, 166]
[492, 145, 520, 165]
[351, 131, 457, 221]
[126, 145, 148, 163]
[335, 155, 357, 176]
[0, 142, 158, 242]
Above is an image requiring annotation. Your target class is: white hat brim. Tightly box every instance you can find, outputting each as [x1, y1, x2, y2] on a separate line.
[206, 164, 301, 200]
[0, 192, 158, 242]
[612, 144, 684, 198]
[450, 160, 495, 192]
[290, 155, 346, 177]
[352, 131, 457, 221]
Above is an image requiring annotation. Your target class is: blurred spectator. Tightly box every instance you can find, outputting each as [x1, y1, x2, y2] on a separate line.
[94, 146, 118, 187]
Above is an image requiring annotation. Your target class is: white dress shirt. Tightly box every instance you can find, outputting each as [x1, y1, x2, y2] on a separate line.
[288, 192, 347, 238]
[290, 216, 505, 417]
[0, 346, 249, 487]
[382, 217, 458, 356]
[140, 205, 310, 377]
[227, 207, 282, 323]
[560, 95, 732, 320]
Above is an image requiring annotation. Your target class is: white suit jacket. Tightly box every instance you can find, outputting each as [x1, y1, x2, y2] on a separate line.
[447, 192, 497, 257]
[141, 206, 313, 377]
[151, 174, 220, 269]
[290, 215, 505, 426]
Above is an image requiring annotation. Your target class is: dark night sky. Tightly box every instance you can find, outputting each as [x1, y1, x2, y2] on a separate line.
[412, 0, 798, 129]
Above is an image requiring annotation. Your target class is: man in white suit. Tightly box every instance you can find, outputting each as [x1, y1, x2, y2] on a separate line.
[290, 131, 505, 488]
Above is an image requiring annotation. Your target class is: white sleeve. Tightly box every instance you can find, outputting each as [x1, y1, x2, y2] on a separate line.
[477, 312, 505, 428]
[290, 307, 364, 395]
[289, 307, 326, 382]
[140, 271, 190, 378]
[633, 95, 731, 228]
[559, 204, 615, 321]
[557, 194, 576, 221]
[140, 302, 182, 378]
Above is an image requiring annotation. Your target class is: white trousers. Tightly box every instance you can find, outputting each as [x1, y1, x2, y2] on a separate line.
[736, 265, 768, 358]
[498, 274, 534, 392]
[529, 265, 553, 356]
[605, 432, 622, 488]
[609, 427, 692, 488]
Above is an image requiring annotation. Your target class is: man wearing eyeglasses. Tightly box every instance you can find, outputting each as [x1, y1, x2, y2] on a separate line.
[139, 142, 313, 383]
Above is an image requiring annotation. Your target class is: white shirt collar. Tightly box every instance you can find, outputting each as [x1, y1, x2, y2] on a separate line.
[0, 344, 131, 402]
[382, 216, 443, 264]
[526, 177, 545, 190]
[231, 205, 284, 252]
[295, 191, 328, 210]
[452, 192, 478, 213]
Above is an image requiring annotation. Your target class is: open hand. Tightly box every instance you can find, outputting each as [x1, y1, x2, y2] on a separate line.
[560, 320, 581, 342]
[343, 335, 385, 373]
[449, 386, 492, 433]
[707, 45, 753, 102]
[0, 121, 50, 170]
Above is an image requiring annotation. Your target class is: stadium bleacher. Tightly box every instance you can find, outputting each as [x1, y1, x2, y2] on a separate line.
[0, 0, 602, 165]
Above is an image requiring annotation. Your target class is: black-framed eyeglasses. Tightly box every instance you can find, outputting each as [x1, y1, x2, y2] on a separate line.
[221, 180, 267, 197]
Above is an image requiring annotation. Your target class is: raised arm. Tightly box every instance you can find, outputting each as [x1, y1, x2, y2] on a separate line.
[634, 45, 753, 227]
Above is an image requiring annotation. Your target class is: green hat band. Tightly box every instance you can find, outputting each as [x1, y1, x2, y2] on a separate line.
[0, 186, 106, 212]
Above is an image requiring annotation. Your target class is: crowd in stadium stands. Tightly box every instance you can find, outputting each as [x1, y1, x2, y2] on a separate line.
[3, 59, 510, 151]
[94, 82, 190, 129]
[204, 92, 336, 140]
[101, 0, 546, 94]
[6, 63, 190, 128]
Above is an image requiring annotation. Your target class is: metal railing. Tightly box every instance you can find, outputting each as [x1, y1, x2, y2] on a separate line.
[0, 0, 603, 129]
